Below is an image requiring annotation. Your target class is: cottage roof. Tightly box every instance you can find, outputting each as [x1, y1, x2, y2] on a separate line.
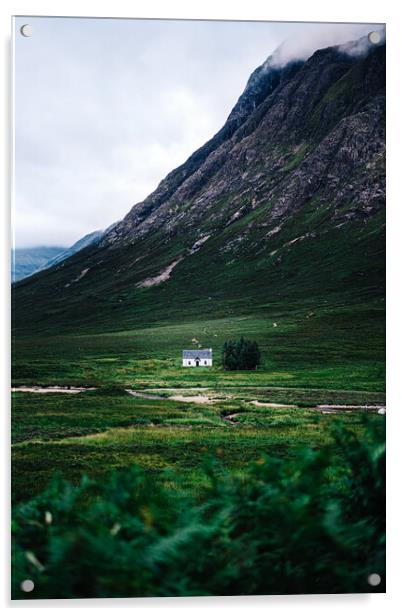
[183, 349, 212, 359]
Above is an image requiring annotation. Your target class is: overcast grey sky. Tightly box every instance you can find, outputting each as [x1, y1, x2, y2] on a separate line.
[13, 17, 382, 248]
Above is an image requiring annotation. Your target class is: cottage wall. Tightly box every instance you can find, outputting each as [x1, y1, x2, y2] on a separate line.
[182, 358, 213, 367]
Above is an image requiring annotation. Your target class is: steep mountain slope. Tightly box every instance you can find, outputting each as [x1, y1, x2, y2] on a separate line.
[12, 39, 385, 340]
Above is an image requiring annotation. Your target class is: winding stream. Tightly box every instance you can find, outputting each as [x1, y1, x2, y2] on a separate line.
[11, 386, 386, 414]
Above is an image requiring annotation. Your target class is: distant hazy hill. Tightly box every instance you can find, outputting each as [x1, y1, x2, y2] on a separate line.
[42, 230, 103, 270]
[12, 231, 103, 282]
[12, 247, 65, 282]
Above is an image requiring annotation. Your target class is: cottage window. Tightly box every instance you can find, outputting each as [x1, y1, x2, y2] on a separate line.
[188, 361, 191, 365]
[204, 361, 207, 365]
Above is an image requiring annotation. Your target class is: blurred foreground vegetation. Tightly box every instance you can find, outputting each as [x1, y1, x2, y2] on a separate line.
[12, 418, 385, 599]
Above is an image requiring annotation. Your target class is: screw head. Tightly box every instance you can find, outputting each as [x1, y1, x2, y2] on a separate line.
[20, 24, 33, 37]
[20, 579, 34, 592]
[368, 31, 381, 45]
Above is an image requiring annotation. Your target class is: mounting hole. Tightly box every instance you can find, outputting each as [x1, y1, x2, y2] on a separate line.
[20, 579, 34, 592]
[368, 31, 381, 45]
[20, 24, 32, 37]
[367, 573, 381, 587]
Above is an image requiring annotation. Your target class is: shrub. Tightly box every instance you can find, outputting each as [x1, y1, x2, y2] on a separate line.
[222, 336, 261, 370]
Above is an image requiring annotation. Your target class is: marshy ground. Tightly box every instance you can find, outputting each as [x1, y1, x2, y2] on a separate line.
[11, 383, 385, 504]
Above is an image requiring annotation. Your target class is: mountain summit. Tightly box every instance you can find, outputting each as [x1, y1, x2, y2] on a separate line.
[13, 38, 385, 335]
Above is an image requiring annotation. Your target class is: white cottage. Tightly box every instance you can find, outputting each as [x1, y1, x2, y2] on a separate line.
[182, 349, 213, 367]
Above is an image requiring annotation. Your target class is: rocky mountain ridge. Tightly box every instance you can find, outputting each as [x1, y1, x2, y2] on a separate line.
[101, 42, 384, 252]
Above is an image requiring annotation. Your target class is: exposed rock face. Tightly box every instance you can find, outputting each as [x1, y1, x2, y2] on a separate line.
[101, 43, 384, 250]
[12, 37, 385, 333]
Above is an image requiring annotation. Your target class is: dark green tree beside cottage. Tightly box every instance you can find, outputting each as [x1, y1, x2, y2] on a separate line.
[222, 336, 261, 370]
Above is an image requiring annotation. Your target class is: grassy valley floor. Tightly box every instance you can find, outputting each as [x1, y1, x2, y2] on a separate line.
[12, 303, 385, 502]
